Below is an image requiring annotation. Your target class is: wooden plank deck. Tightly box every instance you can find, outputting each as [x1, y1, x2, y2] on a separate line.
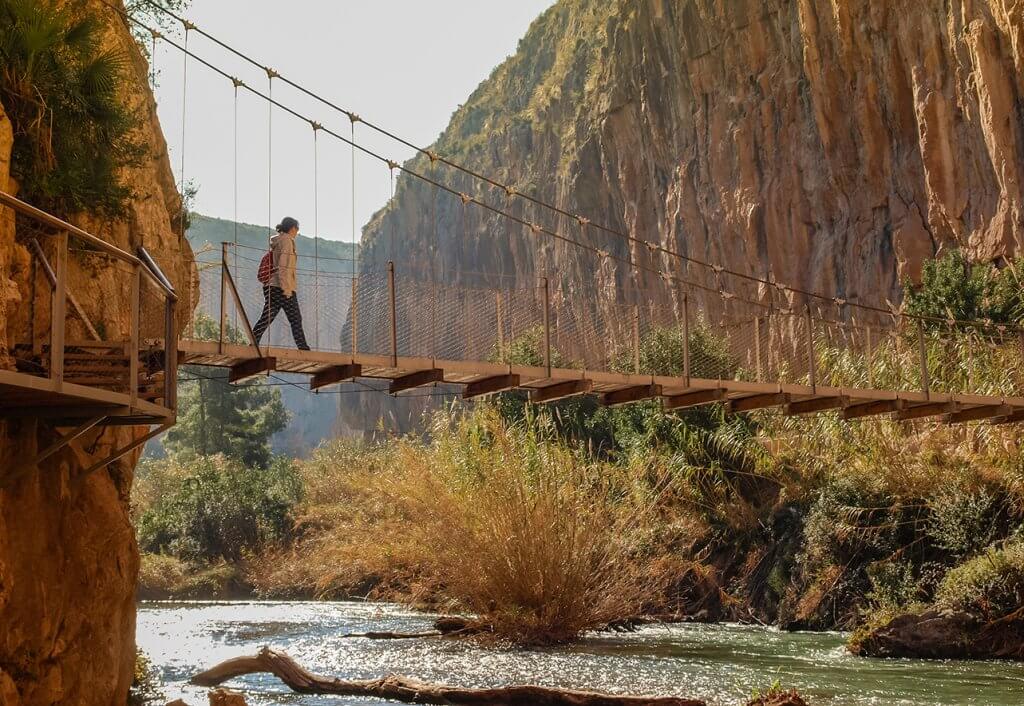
[174, 340, 1024, 423]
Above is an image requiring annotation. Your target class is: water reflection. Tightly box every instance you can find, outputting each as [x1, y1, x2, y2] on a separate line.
[137, 601, 1024, 706]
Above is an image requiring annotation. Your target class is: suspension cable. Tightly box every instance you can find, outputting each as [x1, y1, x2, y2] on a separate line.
[123, 9, 1019, 332]
[312, 122, 321, 351]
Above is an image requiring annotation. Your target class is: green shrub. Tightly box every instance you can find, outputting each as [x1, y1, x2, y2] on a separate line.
[935, 540, 1024, 618]
[925, 486, 1000, 561]
[135, 455, 302, 562]
[0, 0, 145, 215]
[903, 250, 1023, 325]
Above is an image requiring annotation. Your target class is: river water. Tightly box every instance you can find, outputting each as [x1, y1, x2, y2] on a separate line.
[138, 601, 1024, 706]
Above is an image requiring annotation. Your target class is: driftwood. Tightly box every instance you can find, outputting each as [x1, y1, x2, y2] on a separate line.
[191, 646, 706, 706]
[339, 616, 487, 640]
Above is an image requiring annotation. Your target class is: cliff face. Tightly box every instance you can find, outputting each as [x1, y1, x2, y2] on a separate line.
[0, 3, 191, 704]
[348, 0, 1024, 431]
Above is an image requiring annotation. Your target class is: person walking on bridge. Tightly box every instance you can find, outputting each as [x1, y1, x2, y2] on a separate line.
[253, 217, 310, 350]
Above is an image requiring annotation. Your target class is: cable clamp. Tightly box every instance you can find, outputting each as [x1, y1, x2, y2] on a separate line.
[646, 241, 659, 253]
[834, 297, 847, 307]
[721, 291, 736, 300]
[425, 150, 439, 163]
[459, 193, 473, 206]
[230, 77, 245, 89]
[661, 272, 674, 283]
[310, 121, 323, 132]
[182, 20, 197, 31]
[387, 160, 400, 171]
[348, 113, 361, 124]
[150, 28, 162, 40]
[265, 67, 280, 80]
[575, 215, 590, 227]
[504, 185, 517, 197]
[597, 249, 609, 259]
[712, 264, 724, 274]
[529, 223, 542, 235]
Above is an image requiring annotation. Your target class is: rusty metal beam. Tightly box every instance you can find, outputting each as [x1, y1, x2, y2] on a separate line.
[463, 374, 520, 399]
[600, 384, 662, 407]
[727, 392, 790, 413]
[896, 401, 959, 421]
[946, 404, 1014, 424]
[390, 369, 444, 395]
[992, 410, 1024, 425]
[785, 396, 848, 416]
[229, 357, 277, 383]
[530, 379, 592, 404]
[843, 399, 904, 420]
[663, 388, 725, 410]
[310, 364, 362, 391]
[35, 415, 107, 465]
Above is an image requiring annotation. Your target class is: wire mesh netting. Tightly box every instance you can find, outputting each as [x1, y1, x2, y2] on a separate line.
[168, 252, 1024, 402]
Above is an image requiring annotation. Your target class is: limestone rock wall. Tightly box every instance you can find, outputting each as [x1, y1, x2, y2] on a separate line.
[0, 2, 192, 705]
[348, 0, 1024, 432]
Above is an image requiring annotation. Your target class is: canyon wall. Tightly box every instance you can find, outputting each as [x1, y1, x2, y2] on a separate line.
[0, 2, 192, 704]
[347, 0, 1024, 431]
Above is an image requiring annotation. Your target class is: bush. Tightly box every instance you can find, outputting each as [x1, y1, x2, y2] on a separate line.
[263, 409, 677, 644]
[135, 455, 302, 562]
[935, 541, 1024, 619]
[903, 250, 1022, 325]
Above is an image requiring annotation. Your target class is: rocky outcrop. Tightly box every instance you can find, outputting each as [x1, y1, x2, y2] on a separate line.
[850, 609, 1024, 660]
[347, 0, 1024, 432]
[0, 2, 192, 705]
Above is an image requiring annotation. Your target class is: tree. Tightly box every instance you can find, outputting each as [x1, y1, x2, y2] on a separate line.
[164, 314, 288, 468]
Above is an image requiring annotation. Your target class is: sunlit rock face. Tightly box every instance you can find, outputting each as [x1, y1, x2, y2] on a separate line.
[347, 0, 1024, 432]
[0, 2, 193, 704]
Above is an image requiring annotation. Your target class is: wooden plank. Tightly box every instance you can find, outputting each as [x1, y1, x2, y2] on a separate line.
[600, 384, 662, 407]
[664, 388, 725, 410]
[310, 364, 362, 391]
[785, 396, 848, 416]
[843, 399, 904, 420]
[463, 374, 520, 399]
[229, 357, 277, 383]
[727, 392, 790, 413]
[390, 369, 444, 395]
[530, 379, 592, 404]
[946, 404, 1013, 424]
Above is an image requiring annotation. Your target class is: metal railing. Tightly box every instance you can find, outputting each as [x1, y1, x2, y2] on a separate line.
[188, 241, 1024, 404]
[1, 190, 178, 416]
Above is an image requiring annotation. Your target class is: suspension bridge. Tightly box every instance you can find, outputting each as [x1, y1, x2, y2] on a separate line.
[3, 2, 1024, 479]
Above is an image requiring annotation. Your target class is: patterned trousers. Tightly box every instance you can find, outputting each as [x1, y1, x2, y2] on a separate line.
[252, 286, 310, 350]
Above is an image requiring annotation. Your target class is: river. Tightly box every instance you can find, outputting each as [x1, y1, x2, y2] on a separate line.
[138, 601, 1024, 705]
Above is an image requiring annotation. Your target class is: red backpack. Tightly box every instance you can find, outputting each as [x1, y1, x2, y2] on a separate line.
[257, 249, 274, 284]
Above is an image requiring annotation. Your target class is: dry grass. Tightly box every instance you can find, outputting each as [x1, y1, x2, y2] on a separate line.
[253, 410, 678, 644]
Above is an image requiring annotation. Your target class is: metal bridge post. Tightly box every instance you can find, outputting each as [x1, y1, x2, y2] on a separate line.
[917, 319, 930, 397]
[496, 291, 504, 361]
[542, 277, 551, 377]
[350, 276, 358, 357]
[51, 232, 67, 389]
[388, 261, 398, 367]
[219, 242, 228, 353]
[754, 315, 762, 382]
[165, 296, 177, 411]
[682, 291, 691, 386]
[865, 325, 873, 388]
[632, 304, 641, 374]
[129, 265, 140, 406]
[805, 304, 816, 391]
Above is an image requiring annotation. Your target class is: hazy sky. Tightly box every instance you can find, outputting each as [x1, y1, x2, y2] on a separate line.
[151, 0, 555, 243]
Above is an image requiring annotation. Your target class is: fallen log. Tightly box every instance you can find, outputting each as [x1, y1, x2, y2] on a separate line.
[192, 646, 706, 706]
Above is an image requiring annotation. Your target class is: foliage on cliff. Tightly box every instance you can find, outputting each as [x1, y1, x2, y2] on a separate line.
[0, 0, 146, 215]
